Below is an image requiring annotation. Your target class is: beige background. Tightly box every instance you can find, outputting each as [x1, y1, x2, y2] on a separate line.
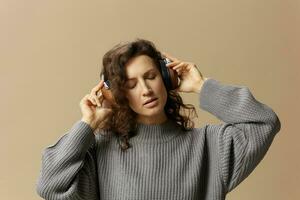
[1, 0, 299, 199]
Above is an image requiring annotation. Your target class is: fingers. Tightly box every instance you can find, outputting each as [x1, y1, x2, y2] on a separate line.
[80, 94, 96, 107]
[87, 94, 98, 106]
[172, 62, 186, 71]
[90, 80, 105, 107]
[93, 93, 103, 107]
[91, 80, 104, 94]
[172, 63, 186, 75]
[81, 93, 102, 108]
[166, 60, 186, 76]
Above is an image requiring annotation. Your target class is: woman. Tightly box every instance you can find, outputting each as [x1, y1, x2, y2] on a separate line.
[36, 38, 281, 200]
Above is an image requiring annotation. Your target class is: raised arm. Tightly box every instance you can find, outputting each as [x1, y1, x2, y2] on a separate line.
[198, 78, 281, 193]
[36, 120, 100, 200]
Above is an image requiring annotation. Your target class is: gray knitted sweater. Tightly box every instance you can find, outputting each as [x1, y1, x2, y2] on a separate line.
[36, 78, 281, 200]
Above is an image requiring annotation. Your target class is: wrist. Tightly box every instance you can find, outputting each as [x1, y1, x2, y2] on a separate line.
[81, 118, 97, 130]
[193, 77, 208, 93]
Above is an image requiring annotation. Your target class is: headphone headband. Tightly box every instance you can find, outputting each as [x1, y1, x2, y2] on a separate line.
[100, 56, 179, 104]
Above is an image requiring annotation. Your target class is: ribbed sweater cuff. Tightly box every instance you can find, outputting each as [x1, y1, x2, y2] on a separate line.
[61, 120, 96, 154]
[199, 78, 243, 118]
[199, 78, 223, 111]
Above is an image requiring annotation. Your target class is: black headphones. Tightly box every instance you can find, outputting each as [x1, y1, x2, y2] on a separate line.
[158, 57, 180, 91]
[100, 56, 180, 105]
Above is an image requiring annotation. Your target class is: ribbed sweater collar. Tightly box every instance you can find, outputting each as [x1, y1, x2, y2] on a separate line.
[129, 118, 181, 144]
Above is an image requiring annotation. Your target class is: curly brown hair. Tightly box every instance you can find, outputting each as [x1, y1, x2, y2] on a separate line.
[96, 38, 198, 151]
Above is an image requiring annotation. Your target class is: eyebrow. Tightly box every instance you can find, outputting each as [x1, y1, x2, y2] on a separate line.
[126, 69, 156, 81]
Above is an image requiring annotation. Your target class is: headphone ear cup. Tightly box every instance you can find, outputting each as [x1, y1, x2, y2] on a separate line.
[167, 67, 180, 90]
[159, 58, 180, 91]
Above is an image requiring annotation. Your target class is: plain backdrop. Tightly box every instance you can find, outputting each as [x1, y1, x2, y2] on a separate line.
[0, 0, 299, 199]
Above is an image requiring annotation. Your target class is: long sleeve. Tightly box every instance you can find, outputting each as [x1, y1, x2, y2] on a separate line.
[199, 78, 281, 193]
[36, 120, 100, 200]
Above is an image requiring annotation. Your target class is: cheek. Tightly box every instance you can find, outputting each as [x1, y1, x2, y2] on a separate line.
[158, 80, 168, 101]
[126, 92, 140, 108]
[156, 78, 167, 94]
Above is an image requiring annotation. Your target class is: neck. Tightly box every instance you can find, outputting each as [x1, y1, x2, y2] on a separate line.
[136, 113, 168, 125]
[129, 118, 181, 144]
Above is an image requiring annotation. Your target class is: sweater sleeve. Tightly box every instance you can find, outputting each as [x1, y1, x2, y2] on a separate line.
[36, 120, 100, 200]
[199, 78, 281, 193]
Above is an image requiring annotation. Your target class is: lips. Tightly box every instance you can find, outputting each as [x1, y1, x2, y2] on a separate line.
[143, 98, 158, 105]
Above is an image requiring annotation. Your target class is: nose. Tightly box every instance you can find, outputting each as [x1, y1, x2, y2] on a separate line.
[141, 80, 153, 96]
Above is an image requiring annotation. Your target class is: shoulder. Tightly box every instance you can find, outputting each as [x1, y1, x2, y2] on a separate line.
[186, 123, 222, 144]
[175, 124, 209, 143]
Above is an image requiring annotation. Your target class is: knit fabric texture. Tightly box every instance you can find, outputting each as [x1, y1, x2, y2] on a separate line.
[36, 78, 281, 200]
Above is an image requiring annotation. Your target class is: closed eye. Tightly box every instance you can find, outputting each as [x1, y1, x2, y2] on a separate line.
[126, 75, 157, 89]
[148, 75, 156, 79]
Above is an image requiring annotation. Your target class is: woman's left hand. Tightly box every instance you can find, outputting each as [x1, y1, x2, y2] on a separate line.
[161, 52, 208, 93]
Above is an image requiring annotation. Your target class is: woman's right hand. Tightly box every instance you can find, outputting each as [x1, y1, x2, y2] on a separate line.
[79, 80, 113, 130]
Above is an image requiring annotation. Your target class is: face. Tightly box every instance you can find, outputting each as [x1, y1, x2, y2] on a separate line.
[124, 55, 168, 125]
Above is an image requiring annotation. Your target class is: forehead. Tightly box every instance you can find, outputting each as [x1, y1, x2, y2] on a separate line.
[125, 55, 158, 79]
